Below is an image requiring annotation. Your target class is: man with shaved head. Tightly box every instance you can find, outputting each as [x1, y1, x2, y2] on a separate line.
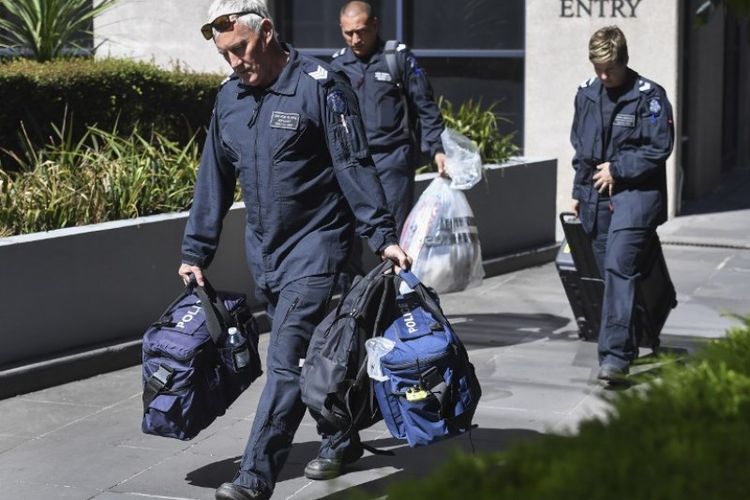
[331, 1, 446, 289]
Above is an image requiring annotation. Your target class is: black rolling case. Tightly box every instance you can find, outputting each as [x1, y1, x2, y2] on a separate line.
[555, 212, 677, 350]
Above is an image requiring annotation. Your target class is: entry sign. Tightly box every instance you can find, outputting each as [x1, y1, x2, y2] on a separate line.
[560, 0, 643, 18]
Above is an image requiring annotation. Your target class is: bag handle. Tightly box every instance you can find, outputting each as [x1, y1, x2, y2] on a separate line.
[188, 274, 234, 345]
[397, 270, 450, 327]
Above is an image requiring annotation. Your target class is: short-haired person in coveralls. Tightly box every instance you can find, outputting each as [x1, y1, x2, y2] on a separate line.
[178, 1, 411, 499]
[570, 26, 674, 383]
[330, 1, 446, 291]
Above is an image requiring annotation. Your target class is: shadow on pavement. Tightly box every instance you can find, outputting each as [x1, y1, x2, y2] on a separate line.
[681, 166, 750, 215]
[450, 312, 575, 350]
[318, 428, 542, 499]
[185, 427, 541, 497]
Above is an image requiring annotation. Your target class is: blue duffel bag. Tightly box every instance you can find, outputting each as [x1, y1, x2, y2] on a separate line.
[141, 276, 262, 440]
[373, 271, 481, 447]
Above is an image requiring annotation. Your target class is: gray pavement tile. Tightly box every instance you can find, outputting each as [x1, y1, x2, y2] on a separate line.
[661, 301, 740, 338]
[91, 493, 197, 499]
[0, 434, 178, 491]
[0, 433, 26, 454]
[472, 405, 558, 434]
[0, 396, 105, 438]
[39, 398, 198, 457]
[182, 414, 261, 459]
[112, 444, 235, 500]
[20, 365, 142, 407]
[0, 480, 101, 500]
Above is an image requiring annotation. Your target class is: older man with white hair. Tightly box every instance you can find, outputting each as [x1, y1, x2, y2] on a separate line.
[179, 1, 411, 498]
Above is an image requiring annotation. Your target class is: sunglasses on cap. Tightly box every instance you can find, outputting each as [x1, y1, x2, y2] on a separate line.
[200, 10, 261, 40]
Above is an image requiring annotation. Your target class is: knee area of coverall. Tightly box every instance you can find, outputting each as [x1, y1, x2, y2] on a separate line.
[604, 231, 647, 278]
[267, 274, 336, 370]
[604, 249, 639, 278]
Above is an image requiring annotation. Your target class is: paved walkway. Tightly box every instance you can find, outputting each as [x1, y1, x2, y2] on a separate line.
[1, 182, 749, 499]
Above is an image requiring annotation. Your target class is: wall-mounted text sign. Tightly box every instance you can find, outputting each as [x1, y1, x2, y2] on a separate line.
[560, 0, 643, 18]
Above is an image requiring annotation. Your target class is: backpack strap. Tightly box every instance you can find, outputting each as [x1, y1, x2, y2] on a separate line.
[384, 40, 403, 88]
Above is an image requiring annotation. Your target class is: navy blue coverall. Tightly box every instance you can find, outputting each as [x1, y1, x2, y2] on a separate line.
[570, 68, 674, 369]
[181, 46, 398, 496]
[330, 40, 445, 232]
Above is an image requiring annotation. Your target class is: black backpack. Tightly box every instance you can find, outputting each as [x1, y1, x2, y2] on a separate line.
[300, 261, 398, 446]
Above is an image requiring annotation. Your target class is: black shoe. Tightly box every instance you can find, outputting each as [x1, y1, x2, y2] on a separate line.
[597, 364, 629, 383]
[215, 483, 269, 500]
[304, 445, 364, 480]
[304, 458, 345, 480]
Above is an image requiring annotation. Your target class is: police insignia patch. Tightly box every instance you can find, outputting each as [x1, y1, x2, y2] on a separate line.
[407, 54, 423, 77]
[649, 98, 661, 116]
[327, 90, 347, 114]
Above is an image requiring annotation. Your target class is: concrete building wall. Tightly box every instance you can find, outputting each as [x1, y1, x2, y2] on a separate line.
[525, 0, 681, 236]
[94, 0, 228, 74]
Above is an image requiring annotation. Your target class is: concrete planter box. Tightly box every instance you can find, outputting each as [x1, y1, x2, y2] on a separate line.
[0, 157, 556, 397]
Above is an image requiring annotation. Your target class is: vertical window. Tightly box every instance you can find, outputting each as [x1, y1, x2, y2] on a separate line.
[407, 0, 524, 50]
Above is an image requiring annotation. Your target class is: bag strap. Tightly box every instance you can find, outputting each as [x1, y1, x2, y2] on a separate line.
[398, 270, 450, 327]
[142, 364, 174, 413]
[142, 275, 236, 414]
[190, 275, 234, 344]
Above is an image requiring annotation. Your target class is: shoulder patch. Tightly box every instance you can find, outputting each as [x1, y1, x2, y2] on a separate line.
[332, 48, 346, 59]
[648, 98, 662, 116]
[396, 43, 407, 52]
[638, 80, 652, 92]
[579, 76, 596, 88]
[307, 65, 329, 80]
[326, 89, 348, 114]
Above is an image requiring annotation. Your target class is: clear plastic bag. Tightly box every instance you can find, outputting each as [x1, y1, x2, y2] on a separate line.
[365, 337, 396, 381]
[400, 177, 485, 294]
[441, 128, 483, 190]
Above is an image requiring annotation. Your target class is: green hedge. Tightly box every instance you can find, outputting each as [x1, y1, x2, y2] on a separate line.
[0, 126, 201, 237]
[0, 58, 222, 169]
[386, 315, 750, 500]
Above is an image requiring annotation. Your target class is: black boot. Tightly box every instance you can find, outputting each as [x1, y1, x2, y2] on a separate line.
[215, 483, 269, 500]
[303, 443, 364, 480]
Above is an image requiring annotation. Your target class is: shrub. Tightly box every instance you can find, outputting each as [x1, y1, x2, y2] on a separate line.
[0, 0, 117, 62]
[439, 98, 519, 163]
[385, 315, 750, 500]
[0, 58, 222, 169]
[415, 98, 519, 174]
[0, 124, 202, 237]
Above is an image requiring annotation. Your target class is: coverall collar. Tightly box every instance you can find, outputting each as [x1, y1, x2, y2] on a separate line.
[265, 43, 301, 96]
[582, 68, 641, 104]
